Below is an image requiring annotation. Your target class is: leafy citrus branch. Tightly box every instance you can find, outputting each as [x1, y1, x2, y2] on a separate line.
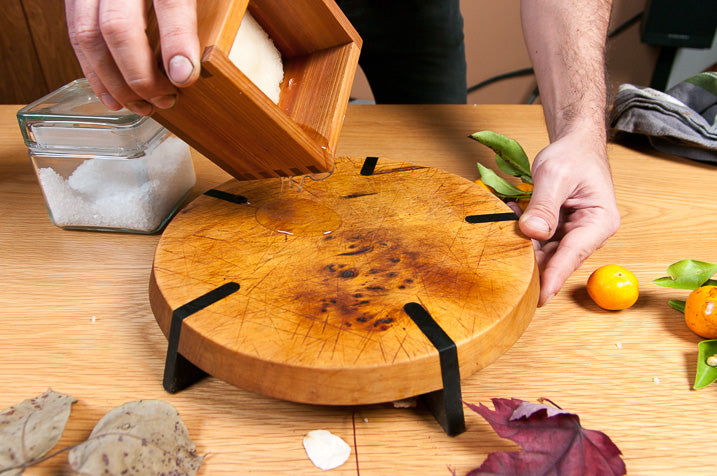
[653, 259, 717, 389]
[469, 130, 533, 203]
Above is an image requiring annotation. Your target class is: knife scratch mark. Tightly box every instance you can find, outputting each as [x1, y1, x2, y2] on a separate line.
[392, 332, 410, 364]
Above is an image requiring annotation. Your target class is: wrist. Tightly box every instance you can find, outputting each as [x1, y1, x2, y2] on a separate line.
[543, 100, 608, 145]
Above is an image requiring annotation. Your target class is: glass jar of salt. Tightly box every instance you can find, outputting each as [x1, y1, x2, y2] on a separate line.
[17, 79, 196, 234]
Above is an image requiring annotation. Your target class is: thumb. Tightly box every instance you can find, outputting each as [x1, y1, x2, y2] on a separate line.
[518, 183, 564, 241]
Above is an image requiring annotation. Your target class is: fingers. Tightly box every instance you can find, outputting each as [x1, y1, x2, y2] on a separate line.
[534, 209, 620, 306]
[511, 133, 619, 306]
[154, 0, 201, 86]
[537, 231, 599, 306]
[518, 176, 565, 242]
[66, 0, 199, 115]
[67, 0, 121, 109]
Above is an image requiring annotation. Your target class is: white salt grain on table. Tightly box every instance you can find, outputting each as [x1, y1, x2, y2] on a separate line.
[38, 136, 194, 232]
[228, 11, 284, 104]
[303, 430, 351, 471]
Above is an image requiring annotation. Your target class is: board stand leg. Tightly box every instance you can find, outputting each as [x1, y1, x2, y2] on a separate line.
[419, 385, 466, 437]
[403, 302, 466, 436]
[164, 348, 207, 393]
[160, 282, 241, 393]
[162, 301, 208, 393]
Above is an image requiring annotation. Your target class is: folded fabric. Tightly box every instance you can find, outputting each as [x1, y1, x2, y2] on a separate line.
[610, 72, 717, 163]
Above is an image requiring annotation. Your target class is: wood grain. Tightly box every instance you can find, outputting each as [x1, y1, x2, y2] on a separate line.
[3, 105, 717, 474]
[0, 0, 47, 103]
[196, 0, 248, 53]
[150, 157, 538, 405]
[22, 0, 83, 92]
[151, 0, 361, 181]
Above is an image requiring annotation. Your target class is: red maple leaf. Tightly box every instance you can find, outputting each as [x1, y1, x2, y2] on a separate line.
[464, 398, 626, 476]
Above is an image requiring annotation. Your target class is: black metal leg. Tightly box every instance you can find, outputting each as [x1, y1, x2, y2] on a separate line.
[162, 282, 240, 393]
[404, 302, 466, 436]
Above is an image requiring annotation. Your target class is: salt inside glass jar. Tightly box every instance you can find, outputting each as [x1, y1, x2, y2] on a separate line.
[17, 79, 196, 234]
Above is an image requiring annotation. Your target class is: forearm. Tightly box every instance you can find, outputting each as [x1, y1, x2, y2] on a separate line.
[520, 0, 613, 142]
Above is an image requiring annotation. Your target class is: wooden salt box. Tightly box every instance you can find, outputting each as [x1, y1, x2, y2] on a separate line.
[150, 0, 362, 180]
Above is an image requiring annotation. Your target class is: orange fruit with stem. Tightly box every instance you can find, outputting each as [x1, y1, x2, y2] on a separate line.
[515, 182, 533, 211]
[684, 285, 717, 338]
[587, 264, 639, 310]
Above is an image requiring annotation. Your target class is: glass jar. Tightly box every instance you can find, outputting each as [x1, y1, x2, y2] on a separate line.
[17, 79, 196, 234]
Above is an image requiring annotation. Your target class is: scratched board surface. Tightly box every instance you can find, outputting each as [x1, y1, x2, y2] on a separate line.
[150, 157, 538, 405]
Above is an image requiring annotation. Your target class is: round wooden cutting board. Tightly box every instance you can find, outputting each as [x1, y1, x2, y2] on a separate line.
[150, 157, 539, 405]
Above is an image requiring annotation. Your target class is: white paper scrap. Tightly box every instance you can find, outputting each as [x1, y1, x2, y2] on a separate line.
[303, 429, 351, 471]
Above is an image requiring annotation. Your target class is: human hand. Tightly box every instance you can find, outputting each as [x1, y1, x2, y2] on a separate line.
[513, 132, 620, 306]
[65, 0, 201, 115]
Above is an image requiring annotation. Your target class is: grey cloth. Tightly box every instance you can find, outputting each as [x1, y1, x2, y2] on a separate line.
[610, 72, 717, 163]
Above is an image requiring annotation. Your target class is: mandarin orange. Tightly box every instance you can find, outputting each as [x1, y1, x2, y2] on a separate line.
[587, 264, 639, 310]
[684, 285, 717, 338]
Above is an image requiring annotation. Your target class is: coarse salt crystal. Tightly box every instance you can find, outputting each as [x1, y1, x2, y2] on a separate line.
[615, 342, 623, 348]
[303, 430, 351, 471]
[653, 377, 661, 384]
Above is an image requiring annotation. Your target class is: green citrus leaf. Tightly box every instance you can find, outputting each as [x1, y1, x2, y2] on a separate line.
[494, 153, 520, 176]
[470, 131, 531, 179]
[494, 155, 532, 184]
[652, 259, 717, 290]
[476, 163, 525, 198]
[693, 340, 717, 390]
[669, 300, 686, 313]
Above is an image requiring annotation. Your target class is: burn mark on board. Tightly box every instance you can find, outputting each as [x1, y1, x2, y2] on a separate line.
[338, 246, 374, 256]
[342, 192, 378, 199]
[341, 268, 358, 278]
[373, 317, 394, 330]
[292, 229, 486, 335]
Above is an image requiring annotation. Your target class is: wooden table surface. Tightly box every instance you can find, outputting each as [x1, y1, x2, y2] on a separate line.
[2, 104, 717, 474]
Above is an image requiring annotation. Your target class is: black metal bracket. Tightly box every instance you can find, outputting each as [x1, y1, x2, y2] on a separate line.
[163, 282, 240, 393]
[404, 302, 466, 436]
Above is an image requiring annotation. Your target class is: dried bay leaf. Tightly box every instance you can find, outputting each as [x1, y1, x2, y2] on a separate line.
[0, 389, 75, 475]
[68, 400, 203, 476]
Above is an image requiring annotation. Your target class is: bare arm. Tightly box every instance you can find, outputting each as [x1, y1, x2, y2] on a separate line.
[518, 0, 620, 305]
[522, 0, 613, 141]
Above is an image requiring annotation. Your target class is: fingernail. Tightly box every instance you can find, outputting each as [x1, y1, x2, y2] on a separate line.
[126, 100, 154, 116]
[168, 55, 194, 85]
[524, 216, 550, 234]
[100, 93, 121, 110]
[149, 94, 177, 110]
